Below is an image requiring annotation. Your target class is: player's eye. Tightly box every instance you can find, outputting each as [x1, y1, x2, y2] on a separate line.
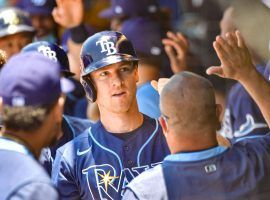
[99, 71, 109, 77]
[119, 65, 132, 72]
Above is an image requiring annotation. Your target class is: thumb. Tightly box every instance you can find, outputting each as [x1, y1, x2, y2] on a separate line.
[206, 66, 224, 77]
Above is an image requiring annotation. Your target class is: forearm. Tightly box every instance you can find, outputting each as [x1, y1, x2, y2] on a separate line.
[239, 68, 270, 127]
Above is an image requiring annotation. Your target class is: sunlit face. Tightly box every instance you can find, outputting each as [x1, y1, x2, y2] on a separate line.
[0, 32, 33, 60]
[90, 61, 138, 114]
[30, 15, 55, 38]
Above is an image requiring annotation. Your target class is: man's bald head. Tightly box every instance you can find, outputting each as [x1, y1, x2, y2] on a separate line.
[160, 72, 218, 134]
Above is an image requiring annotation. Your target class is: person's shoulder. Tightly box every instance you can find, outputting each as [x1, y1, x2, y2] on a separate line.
[63, 114, 93, 133]
[142, 115, 163, 135]
[57, 128, 91, 157]
[142, 114, 159, 127]
[231, 133, 270, 155]
[129, 164, 163, 186]
[126, 164, 168, 199]
[9, 181, 58, 200]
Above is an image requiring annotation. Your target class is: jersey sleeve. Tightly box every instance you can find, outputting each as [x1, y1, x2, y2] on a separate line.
[9, 182, 58, 200]
[122, 188, 140, 200]
[51, 149, 80, 199]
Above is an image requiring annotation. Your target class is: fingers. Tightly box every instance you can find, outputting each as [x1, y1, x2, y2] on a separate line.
[176, 32, 189, 47]
[151, 80, 158, 91]
[206, 66, 224, 77]
[216, 36, 233, 54]
[213, 40, 228, 62]
[164, 45, 176, 61]
[235, 30, 246, 48]
[164, 31, 189, 50]
[163, 39, 187, 57]
[225, 32, 238, 47]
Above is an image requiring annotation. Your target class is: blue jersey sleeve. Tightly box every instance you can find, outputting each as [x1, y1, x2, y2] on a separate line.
[52, 149, 80, 199]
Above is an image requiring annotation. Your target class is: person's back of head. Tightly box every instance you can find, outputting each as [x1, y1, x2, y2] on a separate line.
[159, 72, 221, 152]
[0, 52, 74, 157]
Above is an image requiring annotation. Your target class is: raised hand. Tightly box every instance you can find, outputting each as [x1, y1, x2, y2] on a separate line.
[52, 0, 84, 28]
[206, 31, 256, 82]
[151, 78, 170, 95]
[162, 31, 189, 74]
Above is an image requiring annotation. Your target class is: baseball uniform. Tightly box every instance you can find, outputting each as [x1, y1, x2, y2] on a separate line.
[124, 133, 270, 200]
[52, 114, 169, 199]
[221, 65, 269, 142]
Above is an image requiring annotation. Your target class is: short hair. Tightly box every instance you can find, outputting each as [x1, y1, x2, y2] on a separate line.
[2, 102, 56, 132]
[160, 72, 217, 132]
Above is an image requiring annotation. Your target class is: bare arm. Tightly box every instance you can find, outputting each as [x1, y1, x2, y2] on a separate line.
[207, 31, 270, 126]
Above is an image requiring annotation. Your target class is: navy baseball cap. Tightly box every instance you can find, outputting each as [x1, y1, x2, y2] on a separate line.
[99, 0, 159, 19]
[120, 17, 163, 58]
[21, 0, 56, 16]
[0, 7, 35, 38]
[0, 52, 73, 107]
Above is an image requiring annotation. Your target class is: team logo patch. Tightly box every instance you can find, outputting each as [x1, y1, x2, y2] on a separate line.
[83, 162, 161, 199]
[38, 45, 57, 62]
[234, 114, 268, 137]
[96, 39, 117, 56]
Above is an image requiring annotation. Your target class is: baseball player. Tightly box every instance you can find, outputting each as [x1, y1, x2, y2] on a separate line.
[51, 31, 170, 199]
[0, 52, 64, 199]
[21, 41, 93, 175]
[124, 70, 270, 199]
[20, 0, 58, 43]
[0, 7, 35, 60]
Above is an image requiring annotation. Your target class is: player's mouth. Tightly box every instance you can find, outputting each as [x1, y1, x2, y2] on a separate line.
[112, 91, 126, 97]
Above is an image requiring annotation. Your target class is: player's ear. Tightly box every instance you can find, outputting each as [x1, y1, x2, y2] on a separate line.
[133, 63, 139, 83]
[53, 95, 65, 123]
[159, 116, 169, 138]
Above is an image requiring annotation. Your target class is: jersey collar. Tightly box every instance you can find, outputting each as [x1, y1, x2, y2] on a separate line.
[164, 146, 228, 162]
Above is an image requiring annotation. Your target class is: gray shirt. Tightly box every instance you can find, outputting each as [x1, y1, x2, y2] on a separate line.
[123, 165, 168, 200]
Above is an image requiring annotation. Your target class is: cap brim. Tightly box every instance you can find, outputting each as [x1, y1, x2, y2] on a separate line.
[0, 25, 35, 38]
[60, 78, 75, 93]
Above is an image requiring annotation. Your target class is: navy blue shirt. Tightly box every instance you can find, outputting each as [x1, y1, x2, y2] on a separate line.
[40, 115, 93, 175]
[124, 134, 270, 200]
[52, 115, 169, 200]
[222, 65, 269, 142]
[0, 137, 59, 199]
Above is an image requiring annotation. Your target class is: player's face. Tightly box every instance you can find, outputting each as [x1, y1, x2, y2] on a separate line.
[30, 15, 55, 38]
[91, 61, 138, 114]
[0, 32, 33, 60]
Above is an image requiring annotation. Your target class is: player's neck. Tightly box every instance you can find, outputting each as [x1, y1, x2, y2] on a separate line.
[100, 108, 144, 134]
[169, 130, 219, 154]
[2, 129, 43, 159]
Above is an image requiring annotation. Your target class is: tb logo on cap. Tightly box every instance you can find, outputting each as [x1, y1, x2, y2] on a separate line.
[38, 45, 57, 62]
[96, 39, 117, 56]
